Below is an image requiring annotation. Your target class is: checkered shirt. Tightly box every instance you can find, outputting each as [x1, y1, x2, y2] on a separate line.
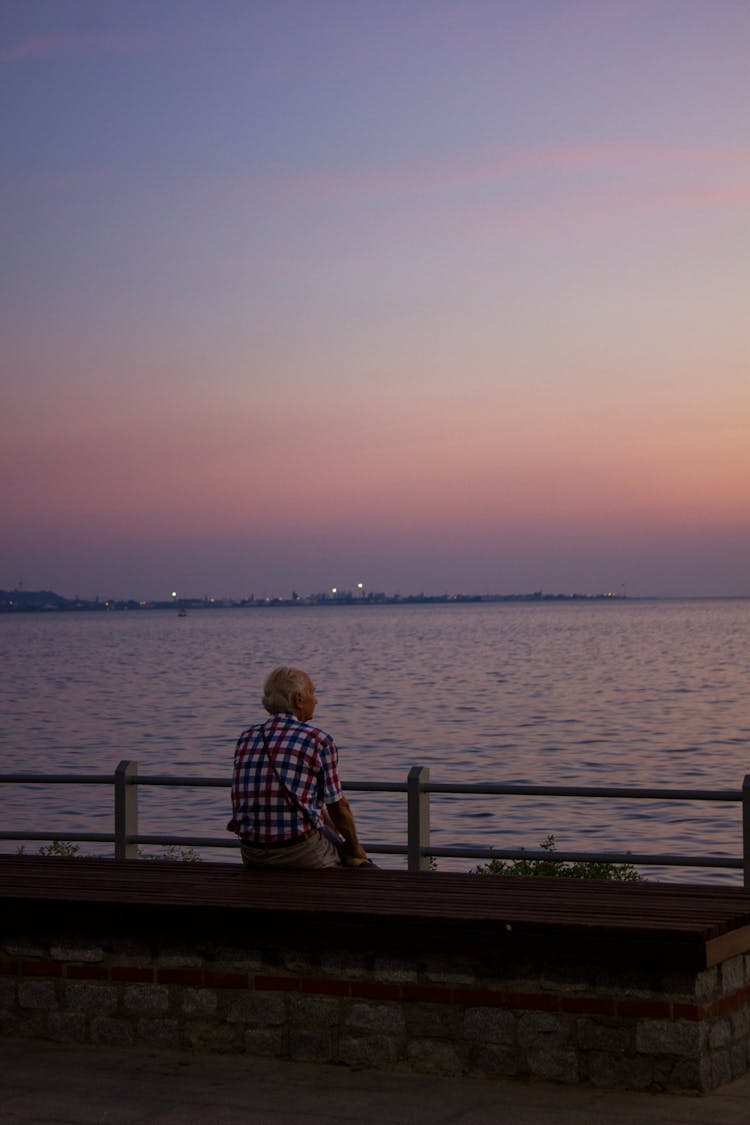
[229, 712, 344, 843]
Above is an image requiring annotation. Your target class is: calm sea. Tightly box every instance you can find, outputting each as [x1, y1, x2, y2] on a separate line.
[2, 600, 749, 880]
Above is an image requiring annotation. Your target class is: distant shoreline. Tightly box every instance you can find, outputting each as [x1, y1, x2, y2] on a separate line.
[1, 588, 747, 614]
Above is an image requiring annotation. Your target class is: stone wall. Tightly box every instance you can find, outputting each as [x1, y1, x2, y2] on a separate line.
[2, 928, 750, 1092]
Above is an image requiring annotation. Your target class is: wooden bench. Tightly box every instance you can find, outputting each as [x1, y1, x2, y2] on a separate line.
[4, 855, 750, 1091]
[3, 854, 750, 970]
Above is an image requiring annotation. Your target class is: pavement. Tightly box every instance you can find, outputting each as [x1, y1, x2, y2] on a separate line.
[2, 1039, 750, 1124]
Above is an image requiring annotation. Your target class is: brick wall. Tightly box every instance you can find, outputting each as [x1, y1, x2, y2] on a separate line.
[2, 929, 750, 1091]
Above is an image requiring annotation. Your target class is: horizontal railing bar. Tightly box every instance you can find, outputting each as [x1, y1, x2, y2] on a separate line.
[1, 773, 740, 802]
[132, 777, 228, 787]
[422, 783, 741, 801]
[0, 832, 115, 843]
[104, 777, 411, 795]
[132, 835, 238, 848]
[136, 780, 742, 803]
[0, 774, 115, 785]
[344, 781, 408, 793]
[129, 838, 399, 854]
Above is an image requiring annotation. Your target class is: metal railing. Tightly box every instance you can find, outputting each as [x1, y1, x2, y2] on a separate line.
[2, 762, 750, 884]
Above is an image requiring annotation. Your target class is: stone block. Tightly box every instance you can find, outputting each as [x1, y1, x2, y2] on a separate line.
[729, 1006, 750, 1039]
[51, 944, 103, 963]
[424, 960, 476, 986]
[636, 1019, 704, 1058]
[654, 1055, 711, 1093]
[590, 965, 660, 995]
[47, 1012, 89, 1043]
[709, 1018, 732, 1050]
[208, 948, 264, 971]
[373, 957, 418, 984]
[320, 952, 369, 978]
[694, 967, 719, 1004]
[226, 993, 285, 1027]
[137, 1018, 181, 1048]
[65, 982, 117, 1014]
[731, 1041, 749, 1078]
[124, 984, 170, 1013]
[157, 951, 203, 969]
[467, 1042, 518, 1076]
[0, 978, 16, 1008]
[109, 938, 151, 958]
[279, 950, 317, 974]
[338, 1034, 398, 1070]
[18, 981, 57, 1011]
[346, 1001, 404, 1035]
[3, 940, 47, 958]
[721, 956, 745, 996]
[528, 1048, 580, 1084]
[709, 1051, 733, 1090]
[405, 1003, 460, 1039]
[244, 1027, 286, 1058]
[0, 1010, 23, 1037]
[659, 970, 699, 999]
[463, 1007, 514, 1045]
[576, 1018, 631, 1053]
[406, 1038, 463, 1076]
[90, 1017, 134, 1048]
[183, 1021, 242, 1053]
[2, 1009, 48, 1037]
[289, 1024, 335, 1062]
[517, 1012, 570, 1049]
[587, 1051, 653, 1089]
[182, 988, 218, 1016]
[289, 994, 340, 1026]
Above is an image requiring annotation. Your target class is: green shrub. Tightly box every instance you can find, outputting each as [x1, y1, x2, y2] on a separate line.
[37, 840, 81, 858]
[140, 844, 201, 863]
[18, 840, 200, 862]
[471, 834, 641, 881]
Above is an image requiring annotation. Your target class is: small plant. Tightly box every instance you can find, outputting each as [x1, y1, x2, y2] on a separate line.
[471, 834, 641, 882]
[37, 839, 80, 858]
[17, 840, 202, 862]
[140, 844, 202, 863]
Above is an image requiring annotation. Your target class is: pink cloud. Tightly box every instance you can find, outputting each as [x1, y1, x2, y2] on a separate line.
[246, 143, 749, 209]
[0, 33, 152, 64]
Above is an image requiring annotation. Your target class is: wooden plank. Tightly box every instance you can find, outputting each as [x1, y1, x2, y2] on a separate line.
[3, 856, 750, 944]
[705, 923, 750, 967]
[9, 855, 750, 971]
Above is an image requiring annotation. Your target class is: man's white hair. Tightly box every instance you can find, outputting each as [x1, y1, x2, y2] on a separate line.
[262, 666, 311, 715]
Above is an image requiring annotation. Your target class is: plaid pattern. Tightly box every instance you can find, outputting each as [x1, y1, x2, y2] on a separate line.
[230, 712, 344, 843]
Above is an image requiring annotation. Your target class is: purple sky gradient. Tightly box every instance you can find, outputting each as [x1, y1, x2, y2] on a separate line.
[2, 1, 748, 600]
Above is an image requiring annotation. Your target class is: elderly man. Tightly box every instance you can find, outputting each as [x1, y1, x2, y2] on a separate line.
[228, 666, 369, 868]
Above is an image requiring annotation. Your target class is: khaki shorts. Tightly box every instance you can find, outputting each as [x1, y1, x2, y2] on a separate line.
[240, 829, 341, 869]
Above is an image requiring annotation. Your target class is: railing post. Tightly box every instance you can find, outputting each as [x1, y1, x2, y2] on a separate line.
[743, 775, 750, 891]
[407, 765, 431, 872]
[114, 760, 138, 860]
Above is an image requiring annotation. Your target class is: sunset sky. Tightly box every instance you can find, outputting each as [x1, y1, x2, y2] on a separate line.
[2, 1, 748, 600]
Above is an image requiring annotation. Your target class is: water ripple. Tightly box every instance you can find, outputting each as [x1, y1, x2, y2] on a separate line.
[2, 600, 748, 878]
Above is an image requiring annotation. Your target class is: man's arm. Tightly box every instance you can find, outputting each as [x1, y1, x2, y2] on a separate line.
[326, 796, 367, 862]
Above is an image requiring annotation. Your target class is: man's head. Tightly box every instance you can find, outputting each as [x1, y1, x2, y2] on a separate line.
[262, 666, 317, 721]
